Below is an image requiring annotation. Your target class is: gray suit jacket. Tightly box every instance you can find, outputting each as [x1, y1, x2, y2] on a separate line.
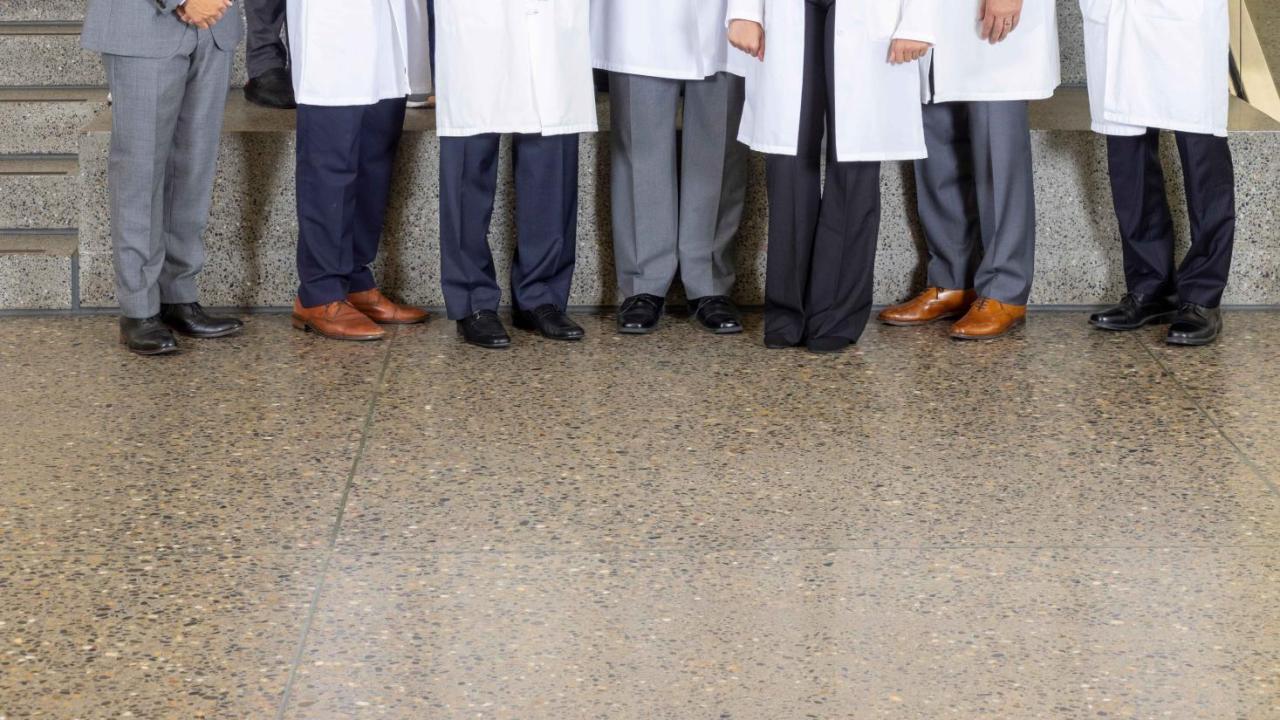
[82, 0, 243, 58]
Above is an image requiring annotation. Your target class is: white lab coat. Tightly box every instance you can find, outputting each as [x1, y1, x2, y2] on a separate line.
[922, 0, 1060, 103]
[435, 0, 598, 137]
[1081, 0, 1230, 137]
[406, 0, 433, 97]
[591, 0, 746, 81]
[727, 0, 935, 162]
[287, 0, 412, 107]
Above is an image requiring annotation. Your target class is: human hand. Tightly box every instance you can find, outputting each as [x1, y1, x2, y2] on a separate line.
[889, 39, 931, 65]
[728, 19, 765, 62]
[177, 0, 232, 29]
[980, 0, 1023, 44]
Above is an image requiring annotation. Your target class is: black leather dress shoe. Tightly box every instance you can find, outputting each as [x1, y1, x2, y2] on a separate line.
[513, 304, 585, 341]
[160, 302, 244, 338]
[244, 67, 297, 109]
[457, 310, 511, 349]
[688, 295, 743, 334]
[1089, 293, 1178, 331]
[1166, 303, 1223, 346]
[120, 316, 179, 356]
[617, 294, 664, 334]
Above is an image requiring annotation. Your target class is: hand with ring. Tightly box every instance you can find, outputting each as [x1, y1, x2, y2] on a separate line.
[980, 0, 1023, 44]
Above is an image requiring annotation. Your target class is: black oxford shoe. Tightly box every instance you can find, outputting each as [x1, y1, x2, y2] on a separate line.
[617, 294, 664, 334]
[1089, 293, 1178, 331]
[160, 302, 244, 338]
[457, 310, 511, 349]
[1166, 303, 1223, 347]
[244, 67, 297, 109]
[120, 316, 179, 356]
[513, 304, 585, 341]
[688, 295, 743, 335]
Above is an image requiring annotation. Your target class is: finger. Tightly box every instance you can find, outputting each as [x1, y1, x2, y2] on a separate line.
[1010, 12, 1021, 32]
[757, 34, 766, 62]
[980, 12, 996, 40]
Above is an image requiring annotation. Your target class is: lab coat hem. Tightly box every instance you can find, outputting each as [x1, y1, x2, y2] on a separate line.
[928, 86, 1060, 104]
[438, 122, 600, 138]
[1102, 111, 1228, 138]
[295, 93, 410, 108]
[591, 60, 743, 81]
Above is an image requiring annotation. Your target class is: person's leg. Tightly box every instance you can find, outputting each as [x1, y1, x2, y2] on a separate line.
[763, 0, 827, 346]
[244, 0, 288, 80]
[157, 30, 233, 307]
[803, 0, 879, 350]
[103, 35, 194, 320]
[438, 134, 502, 319]
[608, 72, 682, 299]
[295, 103, 365, 308]
[1172, 132, 1235, 308]
[348, 97, 407, 295]
[510, 133, 581, 313]
[1107, 128, 1178, 299]
[678, 71, 748, 301]
[915, 102, 980, 292]
[968, 100, 1036, 305]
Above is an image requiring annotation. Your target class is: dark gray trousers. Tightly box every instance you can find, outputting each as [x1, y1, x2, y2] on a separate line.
[764, 0, 882, 346]
[915, 100, 1036, 304]
[245, 0, 287, 79]
[608, 71, 748, 300]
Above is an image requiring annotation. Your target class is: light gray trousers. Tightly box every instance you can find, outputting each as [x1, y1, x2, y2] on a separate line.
[915, 100, 1036, 305]
[608, 71, 748, 300]
[102, 27, 231, 318]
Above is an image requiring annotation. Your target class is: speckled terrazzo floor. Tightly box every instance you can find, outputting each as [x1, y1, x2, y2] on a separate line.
[1, 311, 1277, 719]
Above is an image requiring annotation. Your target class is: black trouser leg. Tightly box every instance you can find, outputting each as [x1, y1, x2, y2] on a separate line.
[245, 0, 288, 80]
[763, 0, 828, 345]
[348, 98, 407, 295]
[1107, 129, 1177, 300]
[510, 133, 580, 312]
[439, 135, 503, 320]
[1173, 132, 1235, 307]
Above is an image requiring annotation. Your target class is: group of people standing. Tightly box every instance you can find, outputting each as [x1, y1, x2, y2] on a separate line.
[81, 0, 1237, 356]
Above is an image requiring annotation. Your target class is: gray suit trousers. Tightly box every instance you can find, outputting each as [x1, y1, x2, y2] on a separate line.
[102, 27, 231, 318]
[608, 71, 748, 300]
[915, 100, 1037, 305]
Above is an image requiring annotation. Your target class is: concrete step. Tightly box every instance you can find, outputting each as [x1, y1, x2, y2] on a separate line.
[0, 154, 80, 228]
[0, 88, 104, 153]
[64, 89, 1280, 312]
[0, 229, 77, 310]
[0, 21, 248, 88]
[0, 1, 85, 22]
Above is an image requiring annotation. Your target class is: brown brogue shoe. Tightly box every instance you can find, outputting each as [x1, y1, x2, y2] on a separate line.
[291, 299, 386, 341]
[878, 287, 977, 326]
[347, 288, 429, 325]
[949, 297, 1026, 340]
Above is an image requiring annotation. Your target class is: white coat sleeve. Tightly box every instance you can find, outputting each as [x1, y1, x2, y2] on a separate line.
[726, 0, 765, 26]
[893, 0, 936, 44]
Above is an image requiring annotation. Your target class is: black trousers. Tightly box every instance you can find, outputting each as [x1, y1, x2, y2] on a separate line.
[439, 134, 580, 320]
[245, 0, 287, 79]
[1106, 129, 1236, 308]
[295, 98, 406, 308]
[764, 0, 881, 347]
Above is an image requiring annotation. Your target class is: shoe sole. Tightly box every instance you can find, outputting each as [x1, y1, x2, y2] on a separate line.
[950, 318, 1026, 341]
[119, 336, 179, 356]
[168, 325, 244, 339]
[370, 317, 429, 326]
[1165, 333, 1219, 347]
[618, 325, 657, 335]
[691, 319, 744, 335]
[243, 89, 296, 110]
[512, 318, 584, 341]
[879, 311, 965, 327]
[1089, 311, 1178, 332]
[291, 316, 384, 342]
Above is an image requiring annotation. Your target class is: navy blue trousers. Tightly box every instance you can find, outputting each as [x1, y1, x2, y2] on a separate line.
[295, 97, 406, 308]
[438, 133, 580, 320]
[1107, 129, 1236, 308]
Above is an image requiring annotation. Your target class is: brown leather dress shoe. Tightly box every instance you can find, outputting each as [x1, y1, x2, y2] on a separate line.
[347, 288, 429, 325]
[291, 299, 386, 341]
[878, 287, 977, 326]
[950, 297, 1026, 340]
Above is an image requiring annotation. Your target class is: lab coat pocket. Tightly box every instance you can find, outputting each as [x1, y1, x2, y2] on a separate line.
[1080, 0, 1112, 24]
[855, 0, 903, 41]
[1134, 0, 1204, 21]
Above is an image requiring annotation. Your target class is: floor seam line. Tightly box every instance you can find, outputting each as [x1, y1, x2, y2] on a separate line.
[1132, 333, 1280, 500]
[273, 329, 397, 720]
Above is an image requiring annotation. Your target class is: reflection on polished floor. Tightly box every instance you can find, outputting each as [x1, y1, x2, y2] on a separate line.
[1, 311, 1278, 719]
